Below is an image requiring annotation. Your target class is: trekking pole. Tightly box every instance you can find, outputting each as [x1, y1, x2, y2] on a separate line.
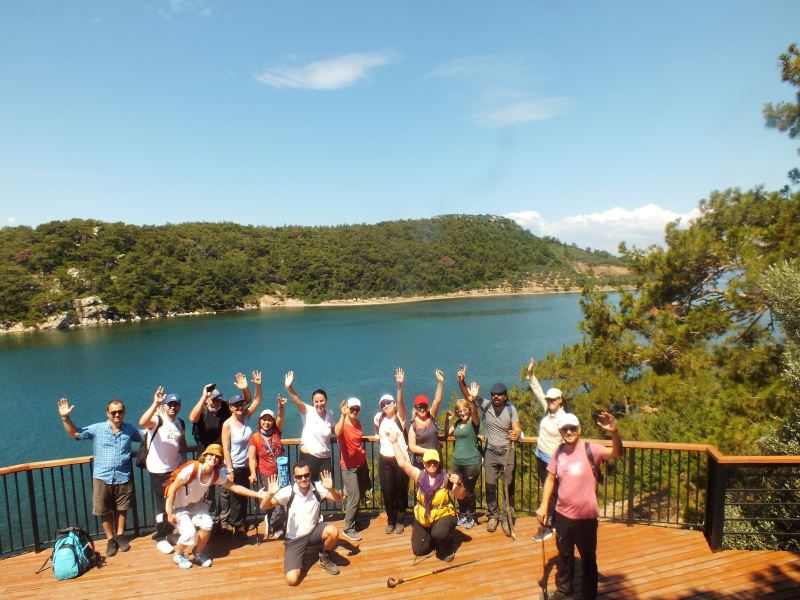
[540, 533, 549, 599]
[387, 559, 479, 588]
[504, 440, 517, 541]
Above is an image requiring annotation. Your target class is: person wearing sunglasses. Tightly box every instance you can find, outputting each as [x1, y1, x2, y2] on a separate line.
[57, 397, 144, 558]
[535, 412, 623, 600]
[385, 429, 465, 562]
[260, 462, 344, 585]
[446, 381, 482, 529]
[248, 395, 287, 540]
[527, 357, 567, 542]
[334, 397, 370, 542]
[219, 371, 262, 537]
[408, 369, 445, 469]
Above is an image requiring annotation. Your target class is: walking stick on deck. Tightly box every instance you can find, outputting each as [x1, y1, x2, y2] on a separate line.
[504, 440, 517, 541]
[540, 533, 549, 599]
[387, 559, 479, 588]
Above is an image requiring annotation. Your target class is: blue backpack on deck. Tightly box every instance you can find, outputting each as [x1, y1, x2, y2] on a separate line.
[37, 527, 100, 580]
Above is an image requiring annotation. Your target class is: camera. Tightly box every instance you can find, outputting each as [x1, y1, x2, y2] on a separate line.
[206, 383, 216, 393]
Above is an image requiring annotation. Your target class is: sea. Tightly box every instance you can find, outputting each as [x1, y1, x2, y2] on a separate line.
[0, 293, 590, 467]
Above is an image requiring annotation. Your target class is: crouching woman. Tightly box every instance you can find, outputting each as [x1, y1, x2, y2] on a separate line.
[385, 430, 465, 562]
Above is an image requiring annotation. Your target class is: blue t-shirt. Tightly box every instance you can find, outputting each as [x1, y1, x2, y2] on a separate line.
[78, 421, 143, 484]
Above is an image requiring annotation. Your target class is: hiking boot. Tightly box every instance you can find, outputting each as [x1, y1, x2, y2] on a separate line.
[501, 519, 512, 537]
[441, 551, 456, 562]
[193, 553, 213, 568]
[464, 517, 475, 529]
[532, 526, 553, 542]
[318, 551, 340, 575]
[342, 528, 362, 542]
[394, 523, 405, 534]
[385, 523, 395, 534]
[116, 536, 130, 552]
[457, 514, 466, 526]
[105, 538, 118, 557]
[173, 554, 193, 570]
[486, 518, 499, 533]
[269, 529, 284, 540]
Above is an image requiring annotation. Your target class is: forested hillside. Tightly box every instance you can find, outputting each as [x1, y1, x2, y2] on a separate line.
[0, 214, 632, 329]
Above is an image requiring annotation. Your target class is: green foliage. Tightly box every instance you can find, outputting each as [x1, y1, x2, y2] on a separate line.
[0, 215, 633, 326]
[763, 42, 800, 185]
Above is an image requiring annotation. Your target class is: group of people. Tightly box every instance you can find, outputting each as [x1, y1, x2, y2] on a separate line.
[56, 362, 623, 599]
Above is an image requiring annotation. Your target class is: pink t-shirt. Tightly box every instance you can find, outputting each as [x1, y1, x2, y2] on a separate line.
[547, 441, 605, 519]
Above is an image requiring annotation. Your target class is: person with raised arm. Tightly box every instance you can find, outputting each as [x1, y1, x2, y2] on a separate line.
[535, 412, 623, 600]
[248, 394, 287, 540]
[528, 357, 567, 542]
[219, 370, 262, 536]
[284, 370, 335, 482]
[408, 369, 445, 468]
[260, 464, 344, 585]
[138, 386, 187, 542]
[56, 397, 143, 557]
[373, 367, 409, 534]
[164, 444, 268, 570]
[446, 378, 482, 529]
[457, 364, 522, 537]
[385, 428, 465, 562]
[335, 396, 370, 542]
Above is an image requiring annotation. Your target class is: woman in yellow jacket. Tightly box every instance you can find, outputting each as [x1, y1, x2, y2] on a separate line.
[386, 430, 466, 562]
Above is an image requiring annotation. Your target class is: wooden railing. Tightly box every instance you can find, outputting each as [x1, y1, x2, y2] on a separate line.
[1, 438, 797, 557]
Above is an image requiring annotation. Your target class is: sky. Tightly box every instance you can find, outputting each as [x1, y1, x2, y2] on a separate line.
[1, 1, 798, 253]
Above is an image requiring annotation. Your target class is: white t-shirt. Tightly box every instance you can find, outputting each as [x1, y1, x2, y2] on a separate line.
[373, 412, 408, 457]
[300, 405, 334, 458]
[172, 463, 228, 510]
[145, 416, 184, 474]
[274, 481, 330, 539]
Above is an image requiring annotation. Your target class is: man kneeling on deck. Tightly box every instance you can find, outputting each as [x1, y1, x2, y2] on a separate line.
[260, 461, 343, 585]
[164, 444, 267, 569]
[535, 412, 622, 600]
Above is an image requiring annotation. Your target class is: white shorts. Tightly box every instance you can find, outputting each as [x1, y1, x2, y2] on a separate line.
[174, 502, 213, 547]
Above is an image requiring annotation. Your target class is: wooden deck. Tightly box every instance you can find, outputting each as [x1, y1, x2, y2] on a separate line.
[2, 515, 798, 599]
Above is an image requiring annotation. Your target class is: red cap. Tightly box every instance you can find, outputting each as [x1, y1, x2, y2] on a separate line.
[414, 395, 430, 408]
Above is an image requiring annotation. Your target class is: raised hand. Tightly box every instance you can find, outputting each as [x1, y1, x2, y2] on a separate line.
[320, 470, 334, 490]
[385, 430, 398, 444]
[468, 381, 480, 399]
[597, 411, 618, 433]
[266, 474, 281, 495]
[395, 367, 404, 386]
[251, 370, 262, 385]
[340, 399, 349, 415]
[446, 410, 455, 422]
[527, 357, 536, 377]
[57, 398, 74, 417]
[284, 371, 295, 390]
[448, 473, 462, 487]
[203, 383, 215, 398]
[234, 372, 248, 390]
[435, 368, 444, 383]
[153, 386, 165, 405]
[457, 364, 467, 382]
[277, 394, 287, 408]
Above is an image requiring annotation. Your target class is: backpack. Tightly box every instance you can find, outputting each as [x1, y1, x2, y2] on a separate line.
[377, 412, 408, 442]
[137, 416, 186, 469]
[36, 527, 99, 580]
[554, 441, 604, 488]
[163, 460, 220, 498]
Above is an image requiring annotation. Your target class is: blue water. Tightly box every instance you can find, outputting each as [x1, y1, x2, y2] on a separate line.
[0, 294, 587, 466]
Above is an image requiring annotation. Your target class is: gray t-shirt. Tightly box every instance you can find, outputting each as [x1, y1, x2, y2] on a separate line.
[474, 397, 519, 450]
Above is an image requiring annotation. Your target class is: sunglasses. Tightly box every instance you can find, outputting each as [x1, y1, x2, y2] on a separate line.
[491, 393, 507, 398]
[560, 426, 579, 434]
[349, 407, 361, 413]
[231, 403, 246, 409]
[424, 460, 439, 467]
[109, 410, 125, 416]
[166, 402, 180, 408]
[415, 406, 429, 411]
[548, 397, 561, 402]
[294, 473, 311, 480]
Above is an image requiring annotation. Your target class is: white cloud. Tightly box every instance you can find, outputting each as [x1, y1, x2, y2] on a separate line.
[476, 96, 569, 126]
[255, 52, 397, 90]
[6, 217, 16, 225]
[506, 204, 700, 254]
[426, 54, 529, 81]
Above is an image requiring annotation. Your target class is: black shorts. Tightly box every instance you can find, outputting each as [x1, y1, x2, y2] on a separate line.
[283, 522, 327, 573]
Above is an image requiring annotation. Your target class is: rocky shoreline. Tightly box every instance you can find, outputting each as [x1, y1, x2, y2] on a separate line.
[0, 284, 621, 335]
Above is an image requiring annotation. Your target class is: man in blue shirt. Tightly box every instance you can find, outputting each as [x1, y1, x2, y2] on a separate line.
[57, 397, 144, 557]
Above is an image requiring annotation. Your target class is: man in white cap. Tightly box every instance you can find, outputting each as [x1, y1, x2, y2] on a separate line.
[535, 412, 623, 600]
[335, 396, 370, 541]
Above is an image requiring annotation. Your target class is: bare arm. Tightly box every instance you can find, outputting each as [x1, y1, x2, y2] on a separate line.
[449, 473, 466, 501]
[467, 382, 481, 426]
[535, 473, 557, 525]
[597, 412, 623, 460]
[319, 470, 343, 503]
[284, 371, 306, 414]
[139, 386, 165, 427]
[334, 399, 348, 437]
[386, 430, 418, 480]
[189, 384, 214, 423]
[259, 474, 281, 510]
[221, 420, 234, 481]
[407, 425, 424, 457]
[510, 420, 523, 442]
[527, 358, 547, 413]
[245, 370, 262, 418]
[165, 469, 192, 525]
[276, 395, 287, 430]
[248, 443, 258, 486]
[395, 368, 406, 424]
[457, 364, 471, 401]
[56, 398, 80, 439]
[430, 369, 445, 418]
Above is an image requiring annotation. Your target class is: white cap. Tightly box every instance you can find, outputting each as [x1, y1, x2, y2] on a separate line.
[545, 388, 562, 400]
[379, 393, 394, 405]
[347, 397, 361, 408]
[557, 413, 580, 429]
[259, 409, 275, 419]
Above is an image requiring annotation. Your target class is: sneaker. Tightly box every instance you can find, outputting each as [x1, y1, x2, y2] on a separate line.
[394, 523, 405, 535]
[269, 529, 284, 540]
[457, 514, 466, 526]
[486, 518, 499, 533]
[173, 554, 193, 570]
[342, 528, 362, 542]
[156, 539, 175, 554]
[501, 519, 512, 537]
[385, 523, 395, 534]
[464, 517, 475, 529]
[532, 526, 553, 542]
[193, 553, 213, 568]
[116, 536, 130, 552]
[318, 551, 340, 575]
[441, 551, 456, 562]
[105, 538, 118, 557]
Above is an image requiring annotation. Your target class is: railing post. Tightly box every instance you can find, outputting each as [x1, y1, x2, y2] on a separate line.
[704, 454, 727, 552]
[25, 470, 42, 552]
[626, 447, 635, 526]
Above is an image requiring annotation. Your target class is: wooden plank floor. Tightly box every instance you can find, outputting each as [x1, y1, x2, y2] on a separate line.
[2, 515, 798, 599]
